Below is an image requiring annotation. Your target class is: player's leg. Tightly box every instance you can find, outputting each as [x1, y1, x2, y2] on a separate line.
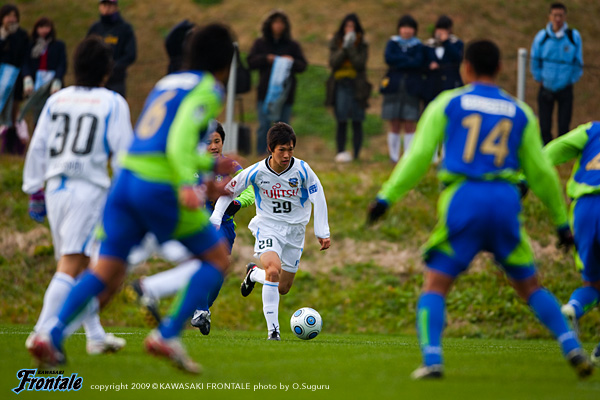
[260, 251, 283, 339]
[562, 197, 600, 325]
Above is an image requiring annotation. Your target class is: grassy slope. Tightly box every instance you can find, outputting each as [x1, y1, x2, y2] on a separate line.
[1, 325, 599, 399]
[3, 0, 599, 339]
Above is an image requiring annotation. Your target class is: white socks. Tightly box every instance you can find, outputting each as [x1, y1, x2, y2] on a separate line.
[63, 297, 100, 339]
[82, 312, 106, 342]
[403, 132, 414, 155]
[35, 272, 75, 333]
[387, 132, 401, 162]
[142, 259, 201, 300]
[250, 267, 266, 284]
[262, 281, 280, 333]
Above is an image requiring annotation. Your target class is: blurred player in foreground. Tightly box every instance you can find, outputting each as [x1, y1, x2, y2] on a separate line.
[23, 36, 132, 356]
[210, 122, 330, 340]
[27, 24, 237, 374]
[368, 39, 593, 379]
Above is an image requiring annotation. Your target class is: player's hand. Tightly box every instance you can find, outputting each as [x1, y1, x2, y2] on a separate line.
[205, 176, 232, 202]
[28, 190, 46, 223]
[179, 186, 201, 209]
[557, 225, 575, 251]
[318, 237, 331, 251]
[367, 198, 389, 225]
[225, 199, 241, 217]
[213, 156, 240, 177]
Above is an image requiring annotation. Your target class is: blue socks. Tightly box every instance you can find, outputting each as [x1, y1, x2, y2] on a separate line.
[528, 288, 580, 356]
[416, 292, 446, 367]
[50, 271, 106, 348]
[567, 286, 600, 319]
[160, 263, 224, 339]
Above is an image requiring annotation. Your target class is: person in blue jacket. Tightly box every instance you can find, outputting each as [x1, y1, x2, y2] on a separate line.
[381, 14, 424, 163]
[530, 2, 583, 145]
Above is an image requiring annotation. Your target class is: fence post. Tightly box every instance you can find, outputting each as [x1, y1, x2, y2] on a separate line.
[223, 43, 238, 154]
[517, 48, 528, 102]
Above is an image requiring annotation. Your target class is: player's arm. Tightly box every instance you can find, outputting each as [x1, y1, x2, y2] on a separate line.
[209, 165, 255, 226]
[107, 95, 134, 174]
[224, 164, 256, 217]
[518, 106, 569, 228]
[543, 122, 590, 166]
[305, 163, 330, 248]
[22, 103, 51, 194]
[376, 93, 448, 205]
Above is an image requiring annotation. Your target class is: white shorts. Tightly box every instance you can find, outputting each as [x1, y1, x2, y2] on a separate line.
[249, 216, 305, 273]
[46, 177, 107, 260]
[127, 234, 192, 271]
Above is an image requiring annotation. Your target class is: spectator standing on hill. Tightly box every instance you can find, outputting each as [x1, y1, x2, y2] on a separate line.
[380, 15, 424, 163]
[530, 2, 583, 145]
[0, 4, 29, 155]
[326, 13, 370, 163]
[23, 17, 67, 124]
[248, 10, 308, 155]
[87, 0, 136, 98]
[423, 15, 463, 106]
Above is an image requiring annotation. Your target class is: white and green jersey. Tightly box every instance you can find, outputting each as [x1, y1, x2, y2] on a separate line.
[210, 156, 330, 239]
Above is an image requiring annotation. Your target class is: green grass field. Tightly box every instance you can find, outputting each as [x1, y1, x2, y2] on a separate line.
[2, 324, 599, 400]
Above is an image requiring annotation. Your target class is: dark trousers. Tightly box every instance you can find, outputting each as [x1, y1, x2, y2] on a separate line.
[537, 85, 573, 145]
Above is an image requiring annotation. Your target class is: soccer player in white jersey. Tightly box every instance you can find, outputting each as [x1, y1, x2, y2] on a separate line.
[210, 122, 331, 339]
[22, 37, 132, 355]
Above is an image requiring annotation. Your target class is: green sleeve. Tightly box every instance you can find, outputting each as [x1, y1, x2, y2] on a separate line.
[543, 122, 590, 166]
[518, 104, 568, 227]
[378, 91, 451, 203]
[236, 185, 255, 208]
[166, 75, 222, 186]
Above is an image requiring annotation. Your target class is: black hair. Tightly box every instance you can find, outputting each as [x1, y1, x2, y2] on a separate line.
[397, 14, 418, 34]
[335, 13, 364, 40]
[550, 2, 567, 13]
[74, 36, 113, 87]
[183, 23, 234, 74]
[32, 17, 56, 41]
[0, 4, 20, 23]
[261, 10, 292, 42]
[464, 39, 500, 78]
[435, 15, 453, 30]
[267, 122, 297, 152]
[215, 121, 225, 142]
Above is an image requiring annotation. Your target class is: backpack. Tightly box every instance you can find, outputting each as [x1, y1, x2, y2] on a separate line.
[540, 28, 576, 47]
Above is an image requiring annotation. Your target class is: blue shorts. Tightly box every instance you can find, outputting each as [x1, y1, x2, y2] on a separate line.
[220, 218, 236, 253]
[573, 194, 600, 282]
[99, 170, 223, 261]
[424, 180, 536, 281]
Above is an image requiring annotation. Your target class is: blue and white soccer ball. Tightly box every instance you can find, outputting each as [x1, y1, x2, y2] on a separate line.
[290, 307, 322, 340]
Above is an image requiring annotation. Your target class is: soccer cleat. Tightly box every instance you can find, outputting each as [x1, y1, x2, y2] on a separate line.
[561, 304, 579, 336]
[86, 333, 127, 355]
[566, 349, 594, 379]
[144, 330, 201, 374]
[591, 344, 600, 367]
[268, 324, 281, 341]
[410, 365, 444, 380]
[240, 263, 257, 297]
[190, 310, 211, 335]
[128, 279, 161, 327]
[27, 332, 66, 367]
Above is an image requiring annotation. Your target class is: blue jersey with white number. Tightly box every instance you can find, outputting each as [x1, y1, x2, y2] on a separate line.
[573, 122, 600, 188]
[442, 84, 529, 178]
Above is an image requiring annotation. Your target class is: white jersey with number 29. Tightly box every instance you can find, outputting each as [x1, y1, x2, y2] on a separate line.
[210, 157, 330, 239]
[23, 86, 133, 194]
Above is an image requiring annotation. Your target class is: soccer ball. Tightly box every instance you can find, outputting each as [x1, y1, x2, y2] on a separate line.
[290, 307, 322, 340]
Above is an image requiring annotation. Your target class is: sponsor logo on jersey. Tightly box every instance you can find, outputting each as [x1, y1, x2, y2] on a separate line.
[288, 178, 298, 188]
[309, 184, 318, 194]
[259, 180, 270, 185]
[262, 188, 299, 199]
[272, 183, 282, 189]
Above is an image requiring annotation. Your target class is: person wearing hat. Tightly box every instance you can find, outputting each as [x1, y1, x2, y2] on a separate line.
[381, 14, 425, 163]
[87, 0, 136, 98]
[423, 15, 464, 106]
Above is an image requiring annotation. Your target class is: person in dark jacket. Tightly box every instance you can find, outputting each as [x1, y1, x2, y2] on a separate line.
[87, 0, 136, 97]
[423, 15, 463, 105]
[381, 15, 424, 163]
[247, 10, 308, 155]
[327, 13, 370, 162]
[23, 17, 67, 124]
[0, 4, 29, 154]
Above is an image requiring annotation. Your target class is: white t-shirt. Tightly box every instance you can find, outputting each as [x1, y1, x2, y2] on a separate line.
[23, 86, 133, 193]
[210, 157, 330, 239]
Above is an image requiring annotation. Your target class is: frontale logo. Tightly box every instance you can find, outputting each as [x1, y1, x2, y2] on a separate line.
[12, 369, 83, 394]
[289, 178, 298, 188]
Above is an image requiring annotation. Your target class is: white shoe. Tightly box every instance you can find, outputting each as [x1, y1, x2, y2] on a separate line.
[144, 330, 201, 374]
[334, 151, 352, 163]
[561, 304, 579, 335]
[87, 333, 126, 355]
[25, 331, 35, 350]
[410, 364, 443, 380]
